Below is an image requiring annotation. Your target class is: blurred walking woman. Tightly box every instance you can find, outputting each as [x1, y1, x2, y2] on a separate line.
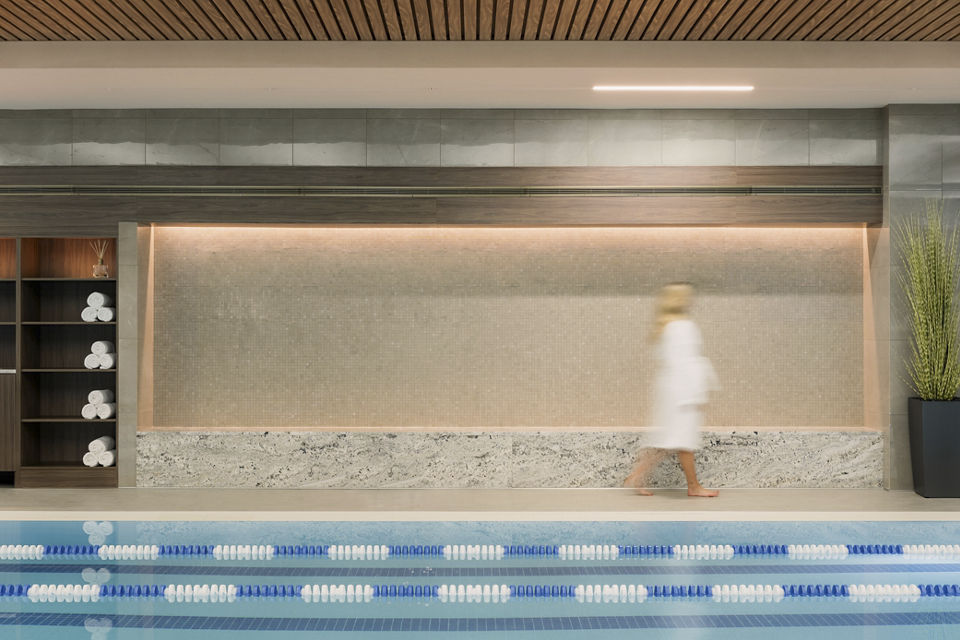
[624, 283, 719, 497]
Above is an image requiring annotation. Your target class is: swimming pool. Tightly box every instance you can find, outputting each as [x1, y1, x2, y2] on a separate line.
[1, 520, 959, 639]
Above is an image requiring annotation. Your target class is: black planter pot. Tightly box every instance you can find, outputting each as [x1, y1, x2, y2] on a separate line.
[909, 397, 960, 498]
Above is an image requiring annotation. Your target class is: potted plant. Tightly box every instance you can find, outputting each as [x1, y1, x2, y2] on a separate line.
[898, 199, 960, 497]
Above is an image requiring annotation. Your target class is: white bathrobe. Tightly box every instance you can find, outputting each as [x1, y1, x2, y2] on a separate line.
[646, 319, 719, 451]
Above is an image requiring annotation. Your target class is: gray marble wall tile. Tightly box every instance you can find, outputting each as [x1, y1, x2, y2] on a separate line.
[735, 119, 810, 165]
[366, 118, 441, 166]
[294, 118, 366, 166]
[583, 110, 661, 120]
[944, 141, 960, 189]
[662, 119, 735, 165]
[810, 108, 883, 120]
[293, 109, 366, 119]
[888, 104, 960, 117]
[810, 118, 882, 165]
[440, 118, 514, 166]
[219, 117, 293, 166]
[218, 109, 293, 119]
[366, 109, 438, 119]
[145, 109, 220, 119]
[0, 118, 72, 165]
[662, 109, 736, 120]
[146, 118, 219, 165]
[137, 429, 883, 488]
[0, 110, 72, 118]
[586, 119, 661, 166]
[888, 115, 960, 189]
[735, 109, 808, 120]
[72, 117, 146, 165]
[73, 109, 148, 118]
[515, 119, 589, 166]
[441, 109, 515, 120]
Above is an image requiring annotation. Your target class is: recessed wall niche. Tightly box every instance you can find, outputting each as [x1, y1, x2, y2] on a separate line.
[139, 225, 863, 430]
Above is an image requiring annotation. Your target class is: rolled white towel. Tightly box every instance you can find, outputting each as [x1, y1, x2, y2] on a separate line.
[83, 353, 101, 370]
[98, 450, 116, 467]
[81, 403, 98, 420]
[86, 292, 113, 309]
[82, 451, 100, 468]
[98, 353, 116, 370]
[88, 389, 114, 405]
[96, 403, 116, 419]
[90, 341, 115, 356]
[96, 307, 116, 322]
[88, 436, 115, 454]
[81, 306, 99, 323]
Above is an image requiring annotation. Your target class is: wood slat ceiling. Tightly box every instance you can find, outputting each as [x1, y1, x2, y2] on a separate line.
[1, 0, 958, 41]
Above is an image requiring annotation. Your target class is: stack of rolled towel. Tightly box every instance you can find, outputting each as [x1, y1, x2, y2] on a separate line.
[82, 292, 115, 323]
[82, 435, 116, 468]
[84, 341, 116, 370]
[82, 389, 116, 420]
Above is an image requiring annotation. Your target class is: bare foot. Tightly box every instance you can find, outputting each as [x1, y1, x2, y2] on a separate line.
[687, 487, 719, 498]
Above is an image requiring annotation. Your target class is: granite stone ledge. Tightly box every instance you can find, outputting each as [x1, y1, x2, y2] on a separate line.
[137, 430, 883, 489]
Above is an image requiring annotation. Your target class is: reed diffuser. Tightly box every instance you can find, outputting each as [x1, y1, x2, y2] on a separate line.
[90, 239, 110, 278]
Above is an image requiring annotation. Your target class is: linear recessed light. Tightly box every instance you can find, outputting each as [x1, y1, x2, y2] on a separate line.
[593, 85, 754, 92]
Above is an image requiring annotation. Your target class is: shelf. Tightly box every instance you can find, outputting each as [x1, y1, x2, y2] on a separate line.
[16, 465, 117, 488]
[22, 321, 116, 326]
[22, 368, 116, 373]
[21, 278, 116, 282]
[22, 417, 116, 423]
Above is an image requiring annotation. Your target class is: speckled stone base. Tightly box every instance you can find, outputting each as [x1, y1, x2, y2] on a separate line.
[137, 430, 882, 489]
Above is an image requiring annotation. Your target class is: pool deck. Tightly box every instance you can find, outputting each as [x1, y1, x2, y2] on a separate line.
[0, 488, 958, 521]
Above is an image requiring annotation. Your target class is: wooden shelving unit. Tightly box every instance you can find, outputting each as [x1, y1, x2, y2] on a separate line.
[0, 237, 120, 488]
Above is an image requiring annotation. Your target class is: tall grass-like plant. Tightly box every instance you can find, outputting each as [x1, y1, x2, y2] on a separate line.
[896, 200, 960, 401]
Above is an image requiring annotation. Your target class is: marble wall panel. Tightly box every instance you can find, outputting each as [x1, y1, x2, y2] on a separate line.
[440, 118, 514, 166]
[810, 118, 882, 166]
[366, 118, 441, 166]
[661, 119, 736, 165]
[72, 117, 146, 165]
[219, 117, 293, 166]
[514, 119, 590, 166]
[136, 429, 883, 488]
[0, 118, 72, 165]
[293, 118, 366, 166]
[146, 117, 219, 165]
[735, 119, 810, 165]
[586, 119, 661, 166]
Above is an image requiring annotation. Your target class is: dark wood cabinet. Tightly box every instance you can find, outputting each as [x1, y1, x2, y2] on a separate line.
[0, 236, 119, 487]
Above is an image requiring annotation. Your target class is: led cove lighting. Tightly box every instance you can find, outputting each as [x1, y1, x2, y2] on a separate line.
[593, 85, 754, 92]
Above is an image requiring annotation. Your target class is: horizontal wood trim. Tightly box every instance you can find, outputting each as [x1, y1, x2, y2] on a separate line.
[15, 466, 118, 488]
[0, 166, 882, 232]
[0, 165, 883, 188]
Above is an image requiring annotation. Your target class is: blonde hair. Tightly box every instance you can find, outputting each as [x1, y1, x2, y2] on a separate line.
[652, 282, 693, 340]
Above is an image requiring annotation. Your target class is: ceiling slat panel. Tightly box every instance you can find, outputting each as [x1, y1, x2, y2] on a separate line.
[537, 0, 560, 38]
[327, 0, 361, 38]
[445, 0, 462, 38]
[701, 0, 749, 39]
[568, 0, 599, 39]
[0, 4, 55, 40]
[523, 0, 543, 38]
[138, 0, 197, 38]
[462, 0, 477, 38]
[128, 0, 188, 39]
[410, 0, 433, 38]
[92, 0, 154, 39]
[492, 0, 511, 39]
[554, 0, 583, 39]
[430, 0, 449, 39]
[477, 0, 493, 38]
[872, 0, 943, 39]
[659, 0, 697, 39]
[509, 0, 528, 38]
[310, 0, 345, 39]
[178, 0, 231, 38]
[359, 0, 389, 38]
[395, 0, 419, 37]
[671, 0, 713, 39]
[291, 0, 329, 39]
[583, 0, 613, 38]
[213, 0, 259, 39]
[374, 0, 402, 38]
[824, 0, 892, 39]
[0, 21, 29, 40]
[741, 0, 794, 38]
[758, 0, 816, 39]
[199, 1, 247, 38]
[923, 9, 960, 39]
[897, 2, 959, 39]
[733, 0, 785, 39]
[595, 0, 627, 38]
[628, 0, 668, 39]
[641, 0, 680, 38]
[257, 0, 300, 38]
[24, 0, 92, 39]
[804, 0, 861, 39]
[274, 0, 314, 38]
[38, 0, 116, 39]
[147, 0, 210, 38]
[715, 0, 764, 38]
[8, 0, 79, 39]
[343, 0, 375, 38]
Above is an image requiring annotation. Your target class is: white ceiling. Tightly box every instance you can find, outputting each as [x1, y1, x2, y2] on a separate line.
[1, 41, 959, 110]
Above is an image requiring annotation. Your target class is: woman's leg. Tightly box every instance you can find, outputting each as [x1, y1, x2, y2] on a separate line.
[624, 448, 668, 495]
[677, 450, 718, 497]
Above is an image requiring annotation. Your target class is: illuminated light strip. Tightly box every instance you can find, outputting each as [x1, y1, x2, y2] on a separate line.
[593, 85, 754, 92]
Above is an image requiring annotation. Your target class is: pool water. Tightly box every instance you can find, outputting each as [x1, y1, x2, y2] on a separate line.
[1, 520, 959, 639]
